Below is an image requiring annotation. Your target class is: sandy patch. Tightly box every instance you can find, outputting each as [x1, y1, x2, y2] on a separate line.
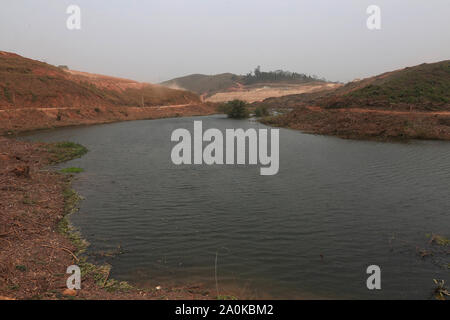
[206, 83, 340, 103]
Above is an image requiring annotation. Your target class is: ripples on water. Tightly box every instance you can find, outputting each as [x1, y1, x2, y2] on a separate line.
[24, 115, 450, 299]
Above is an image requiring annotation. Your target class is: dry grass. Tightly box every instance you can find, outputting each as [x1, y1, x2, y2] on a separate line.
[206, 83, 340, 103]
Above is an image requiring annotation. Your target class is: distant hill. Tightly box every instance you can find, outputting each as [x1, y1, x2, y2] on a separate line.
[161, 73, 240, 96]
[161, 67, 329, 99]
[0, 51, 199, 109]
[259, 60, 450, 111]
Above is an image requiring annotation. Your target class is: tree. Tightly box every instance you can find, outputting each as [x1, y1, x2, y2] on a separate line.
[219, 100, 250, 119]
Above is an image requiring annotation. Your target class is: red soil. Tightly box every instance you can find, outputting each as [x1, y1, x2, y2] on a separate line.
[0, 51, 218, 135]
[262, 105, 450, 141]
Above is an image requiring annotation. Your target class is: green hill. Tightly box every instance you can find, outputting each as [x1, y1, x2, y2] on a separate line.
[257, 60, 450, 112]
[321, 60, 450, 111]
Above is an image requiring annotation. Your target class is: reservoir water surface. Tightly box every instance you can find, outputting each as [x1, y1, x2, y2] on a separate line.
[23, 115, 450, 299]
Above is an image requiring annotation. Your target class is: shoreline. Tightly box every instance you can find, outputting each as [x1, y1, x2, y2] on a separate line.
[0, 114, 235, 300]
[260, 106, 450, 142]
[2, 112, 447, 300]
[0, 103, 218, 137]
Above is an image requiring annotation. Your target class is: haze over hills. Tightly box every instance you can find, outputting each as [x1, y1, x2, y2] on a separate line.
[161, 67, 339, 103]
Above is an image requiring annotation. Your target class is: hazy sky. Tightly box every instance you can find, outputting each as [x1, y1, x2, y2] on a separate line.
[1, 0, 449, 83]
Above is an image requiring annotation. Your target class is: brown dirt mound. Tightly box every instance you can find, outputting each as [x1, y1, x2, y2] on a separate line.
[0, 103, 217, 135]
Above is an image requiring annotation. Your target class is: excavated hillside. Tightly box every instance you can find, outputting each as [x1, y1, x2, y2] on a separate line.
[161, 71, 338, 103]
[0, 52, 215, 134]
[0, 51, 200, 109]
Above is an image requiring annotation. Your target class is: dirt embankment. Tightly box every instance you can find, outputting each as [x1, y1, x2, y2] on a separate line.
[262, 106, 450, 141]
[0, 137, 224, 300]
[0, 103, 217, 135]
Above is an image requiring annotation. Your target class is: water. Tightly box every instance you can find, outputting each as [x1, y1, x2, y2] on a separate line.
[23, 115, 450, 299]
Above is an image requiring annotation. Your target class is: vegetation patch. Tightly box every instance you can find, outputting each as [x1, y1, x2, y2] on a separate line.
[217, 295, 238, 300]
[45, 142, 88, 164]
[218, 99, 250, 119]
[254, 105, 269, 117]
[348, 62, 450, 105]
[428, 233, 450, 246]
[57, 177, 137, 294]
[60, 167, 84, 173]
[53, 144, 138, 295]
[243, 66, 326, 85]
[319, 60, 450, 111]
[433, 279, 450, 300]
[15, 265, 27, 272]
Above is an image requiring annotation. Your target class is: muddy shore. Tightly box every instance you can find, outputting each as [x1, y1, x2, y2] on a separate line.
[0, 107, 232, 300]
[261, 106, 450, 141]
[0, 103, 217, 136]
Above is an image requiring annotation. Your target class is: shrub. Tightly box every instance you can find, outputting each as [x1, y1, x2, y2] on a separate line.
[45, 142, 88, 164]
[219, 99, 250, 119]
[254, 106, 269, 117]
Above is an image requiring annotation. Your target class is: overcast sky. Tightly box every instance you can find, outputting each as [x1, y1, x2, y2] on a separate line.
[1, 0, 449, 83]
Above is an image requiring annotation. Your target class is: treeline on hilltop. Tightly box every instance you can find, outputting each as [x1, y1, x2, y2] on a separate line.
[242, 66, 327, 85]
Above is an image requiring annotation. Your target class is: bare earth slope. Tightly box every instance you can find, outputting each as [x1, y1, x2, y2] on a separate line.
[0, 51, 215, 134]
[161, 72, 340, 103]
[206, 82, 340, 103]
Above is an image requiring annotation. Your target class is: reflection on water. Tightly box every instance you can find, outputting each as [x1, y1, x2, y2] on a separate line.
[24, 115, 450, 299]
